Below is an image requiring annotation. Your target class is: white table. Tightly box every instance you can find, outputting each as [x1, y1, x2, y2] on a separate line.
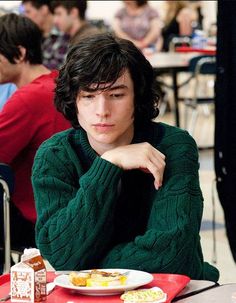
[176, 283, 236, 302]
[174, 279, 218, 301]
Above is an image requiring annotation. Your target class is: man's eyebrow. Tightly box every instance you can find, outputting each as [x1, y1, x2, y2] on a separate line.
[82, 84, 128, 93]
[108, 84, 128, 91]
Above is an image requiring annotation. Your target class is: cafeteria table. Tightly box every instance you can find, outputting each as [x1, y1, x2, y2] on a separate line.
[176, 283, 236, 302]
[147, 52, 206, 127]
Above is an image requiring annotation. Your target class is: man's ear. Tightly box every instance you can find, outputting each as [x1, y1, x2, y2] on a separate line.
[40, 4, 49, 16]
[70, 7, 79, 19]
[14, 46, 26, 63]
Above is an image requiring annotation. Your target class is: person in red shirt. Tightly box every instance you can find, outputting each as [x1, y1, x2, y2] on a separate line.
[0, 13, 70, 269]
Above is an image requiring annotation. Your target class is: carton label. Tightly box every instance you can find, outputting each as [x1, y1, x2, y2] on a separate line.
[11, 254, 46, 302]
[11, 271, 34, 302]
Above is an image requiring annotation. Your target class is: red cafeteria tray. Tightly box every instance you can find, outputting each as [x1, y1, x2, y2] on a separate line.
[175, 46, 216, 55]
[0, 272, 190, 303]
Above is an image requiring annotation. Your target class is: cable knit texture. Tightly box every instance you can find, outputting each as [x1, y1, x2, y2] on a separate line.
[32, 122, 219, 282]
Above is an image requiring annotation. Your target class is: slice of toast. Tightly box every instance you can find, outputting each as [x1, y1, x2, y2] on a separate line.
[69, 271, 91, 286]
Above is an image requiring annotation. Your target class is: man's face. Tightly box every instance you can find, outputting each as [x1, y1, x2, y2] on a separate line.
[0, 54, 20, 85]
[76, 69, 135, 153]
[53, 6, 74, 34]
[22, 2, 45, 30]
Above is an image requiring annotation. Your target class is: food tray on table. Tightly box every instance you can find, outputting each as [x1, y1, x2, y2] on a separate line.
[0, 271, 190, 303]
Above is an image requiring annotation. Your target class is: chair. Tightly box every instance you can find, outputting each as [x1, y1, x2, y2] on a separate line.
[0, 164, 24, 274]
[156, 36, 193, 117]
[183, 55, 216, 143]
[0, 163, 14, 273]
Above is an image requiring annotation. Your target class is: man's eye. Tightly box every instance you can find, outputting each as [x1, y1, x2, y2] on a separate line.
[83, 95, 94, 99]
[110, 93, 124, 98]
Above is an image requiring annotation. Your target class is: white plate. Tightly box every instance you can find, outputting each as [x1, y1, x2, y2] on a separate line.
[54, 269, 153, 296]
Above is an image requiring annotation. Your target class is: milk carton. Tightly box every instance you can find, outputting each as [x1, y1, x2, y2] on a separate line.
[11, 248, 46, 302]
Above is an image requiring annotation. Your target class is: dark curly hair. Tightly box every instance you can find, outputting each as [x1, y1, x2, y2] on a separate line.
[0, 13, 42, 64]
[55, 33, 160, 129]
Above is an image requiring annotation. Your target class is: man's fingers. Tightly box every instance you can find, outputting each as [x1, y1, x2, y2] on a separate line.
[149, 150, 166, 169]
[146, 162, 164, 190]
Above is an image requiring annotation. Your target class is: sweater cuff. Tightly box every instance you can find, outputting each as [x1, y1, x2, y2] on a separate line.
[84, 156, 122, 188]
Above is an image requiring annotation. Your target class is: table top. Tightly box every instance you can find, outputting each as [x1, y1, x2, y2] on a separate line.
[174, 280, 218, 301]
[147, 52, 206, 70]
[176, 283, 236, 302]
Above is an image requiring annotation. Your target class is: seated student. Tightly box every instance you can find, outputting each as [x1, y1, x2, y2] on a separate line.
[51, 0, 100, 46]
[21, 0, 69, 70]
[113, 0, 162, 50]
[32, 33, 219, 282]
[0, 13, 70, 272]
[162, 1, 197, 51]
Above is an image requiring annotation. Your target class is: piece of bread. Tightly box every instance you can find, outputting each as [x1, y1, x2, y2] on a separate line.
[69, 271, 91, 286]
[120, 288, 166, 303]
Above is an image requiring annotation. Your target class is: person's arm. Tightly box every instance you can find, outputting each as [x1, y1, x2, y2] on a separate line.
[99, 131, 218, 281]
[32, 142, 123, 270]
[137, 18, 162, 49]
[32, 137, 165, 270]
[177, 7, 198, 36]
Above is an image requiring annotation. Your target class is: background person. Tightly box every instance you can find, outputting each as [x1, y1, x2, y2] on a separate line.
[21, 0, 69, 70]
[0, 13, 70, 272]
[162, 1, 197, 51]
[32, 33, 219, 282]
[51, 0, 100, 46]
[113, 0, 162, 51]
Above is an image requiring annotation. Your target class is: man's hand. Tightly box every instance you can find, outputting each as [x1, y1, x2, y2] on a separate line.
[101, 142, 166, 190]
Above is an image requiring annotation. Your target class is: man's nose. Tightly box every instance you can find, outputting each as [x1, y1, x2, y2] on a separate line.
[96, 96, 110, 117]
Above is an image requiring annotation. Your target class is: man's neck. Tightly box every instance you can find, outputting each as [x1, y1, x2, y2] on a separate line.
[15, 63, 50, 88]
[69, 19, 86, 37]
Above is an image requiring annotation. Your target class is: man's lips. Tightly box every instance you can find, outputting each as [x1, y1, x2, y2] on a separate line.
[93, 123, 114, 127]
[92, 123, 115, 131]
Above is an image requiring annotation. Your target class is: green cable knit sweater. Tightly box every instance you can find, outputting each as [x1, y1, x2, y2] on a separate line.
[32, 122, 219, 281]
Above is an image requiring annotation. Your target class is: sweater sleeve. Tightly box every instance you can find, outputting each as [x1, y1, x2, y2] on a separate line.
[99, 130, 219, 282]
[32, 140, 123, 270]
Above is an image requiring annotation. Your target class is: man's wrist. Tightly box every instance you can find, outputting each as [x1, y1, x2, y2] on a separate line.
[101, 151, 123, 169]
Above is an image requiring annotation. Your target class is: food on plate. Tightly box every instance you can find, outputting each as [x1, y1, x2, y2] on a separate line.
[120, 287, 167, 303]
[87, 269, 127, 287]
[69, 269, 127, 287]
[69, 271, 91, 286]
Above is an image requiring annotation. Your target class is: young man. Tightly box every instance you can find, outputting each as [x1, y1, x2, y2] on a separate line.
[22, 0, 69, 69]
[51, 0, 100, 45]
[0, 13, 70, 270]
[32, 33, 219, 282]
